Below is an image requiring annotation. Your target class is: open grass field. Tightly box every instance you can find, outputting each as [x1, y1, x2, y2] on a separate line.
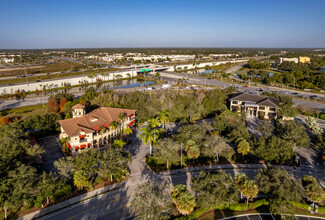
[0, 104, 47, 119]
[0, 61, 82, 77]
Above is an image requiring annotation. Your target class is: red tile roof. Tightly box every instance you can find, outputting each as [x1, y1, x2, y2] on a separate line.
[72, 104, 85, 109]
[59, 107, 136, 137]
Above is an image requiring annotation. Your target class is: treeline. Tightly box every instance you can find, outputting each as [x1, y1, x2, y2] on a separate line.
[146, 108, 310, 172]
[84, 87, 234, 123]
[131, 168, 325, 219]
[242, 56, 325, 90]
[244, 59, 269, 69]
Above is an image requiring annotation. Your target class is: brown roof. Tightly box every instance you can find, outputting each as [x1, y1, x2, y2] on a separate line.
[59, 107, 136, 137]
[72, 104, 85, 109]
[230, 93, 279, 108]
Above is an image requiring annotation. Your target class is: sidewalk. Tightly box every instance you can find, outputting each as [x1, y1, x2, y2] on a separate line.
[158, 163, 295, 176]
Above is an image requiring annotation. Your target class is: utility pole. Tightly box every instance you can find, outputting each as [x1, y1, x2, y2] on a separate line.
[25, 67, 29, 86]
[42, 88, 44, 107]
[180, 143, 183, 167]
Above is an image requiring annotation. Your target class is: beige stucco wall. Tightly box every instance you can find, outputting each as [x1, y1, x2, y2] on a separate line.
[230, 100, 278, 119]
[59, 114, 136, 153]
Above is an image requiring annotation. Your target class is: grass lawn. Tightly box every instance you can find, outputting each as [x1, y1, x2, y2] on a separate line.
[1, 104, 47, 119]
[197, 206, 324, 220]
[0, 61, 82, 77]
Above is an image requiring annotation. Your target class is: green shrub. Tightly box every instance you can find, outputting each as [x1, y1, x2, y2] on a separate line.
[290, 201, 310, 210]
[146, 156, 157, 167]
[225, 203, 248, 211]
[316, 206, 325, 213]
[249, 198, 269, 209]
[52, 185, 73, 203]
[95, 176, 104, 184]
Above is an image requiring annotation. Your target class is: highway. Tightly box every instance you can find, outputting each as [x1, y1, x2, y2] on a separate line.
[3, 70, 325, 112]
[160, 71, 325, 112]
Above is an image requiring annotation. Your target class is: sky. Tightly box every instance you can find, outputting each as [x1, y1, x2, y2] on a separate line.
[0, 0, 324, 49]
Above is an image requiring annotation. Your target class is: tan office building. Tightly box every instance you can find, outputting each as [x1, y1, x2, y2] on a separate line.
[299, 56, 310, 63]
[229, 93, 279, 119]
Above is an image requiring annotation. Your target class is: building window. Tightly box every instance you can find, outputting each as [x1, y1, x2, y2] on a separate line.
[259, 106, 265, 110]
[232, 101, 238, 104]
[270, 108, 276, 112]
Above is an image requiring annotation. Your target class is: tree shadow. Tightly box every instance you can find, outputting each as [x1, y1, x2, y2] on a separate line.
[30, 181, 130, 220]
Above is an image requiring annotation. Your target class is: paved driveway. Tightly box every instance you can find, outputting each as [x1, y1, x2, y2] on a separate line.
[37, 136, 65, 173]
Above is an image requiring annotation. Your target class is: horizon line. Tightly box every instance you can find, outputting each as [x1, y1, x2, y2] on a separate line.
[0, 46, 325, 50]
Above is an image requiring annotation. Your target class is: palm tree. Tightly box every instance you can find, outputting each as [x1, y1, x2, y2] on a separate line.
[100, 72, 105, 82]
[99, 126, 106, 147]
[111, 139, 126, 148]
[104, 72, 109, 88]
[88, 73, 95, 83]
[61, 137, 70, 153]
[236, 138, 250, 159]
[148, 117, 162, 128]
[110, 121, 119, 139]
[158, 110, 169, 129]
[118, 113, 127, 138]
[140, 125, 159, 155]
[123, 127, 132, 135]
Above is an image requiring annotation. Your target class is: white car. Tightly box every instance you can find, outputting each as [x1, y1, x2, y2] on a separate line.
[162, 84, 171, 88]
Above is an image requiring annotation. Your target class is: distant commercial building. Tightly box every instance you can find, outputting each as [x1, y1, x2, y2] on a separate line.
[209, 54, 236, 59]
[299, 56, 310, 63]
[229, 93, 279, 119]
[278, 57, 299, 64]
[85, 55, 99, 59]
[132, 55, 195, 61]
[278, 56, 311, 64]
[125, 52, 143, 57]
[2, 58, 14, 63]
[100, 57, 114, 62]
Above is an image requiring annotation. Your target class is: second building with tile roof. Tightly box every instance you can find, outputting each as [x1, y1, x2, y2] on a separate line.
[229, 92, 279, 119]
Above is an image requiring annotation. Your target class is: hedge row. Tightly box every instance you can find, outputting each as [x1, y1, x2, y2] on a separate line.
[176, 199, 325, 219]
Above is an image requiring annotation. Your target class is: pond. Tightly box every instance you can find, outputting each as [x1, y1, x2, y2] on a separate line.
[187, 68, 225, 75]
[235, 72, 274, 79]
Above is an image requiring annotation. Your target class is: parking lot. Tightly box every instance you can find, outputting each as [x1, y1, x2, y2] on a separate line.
[221, 214, 324, 220]
[37, 136, 65, 173]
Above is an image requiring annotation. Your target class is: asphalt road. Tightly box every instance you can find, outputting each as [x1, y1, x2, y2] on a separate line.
[36, 169, 260, 220]
[160, 71, 325, 112]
